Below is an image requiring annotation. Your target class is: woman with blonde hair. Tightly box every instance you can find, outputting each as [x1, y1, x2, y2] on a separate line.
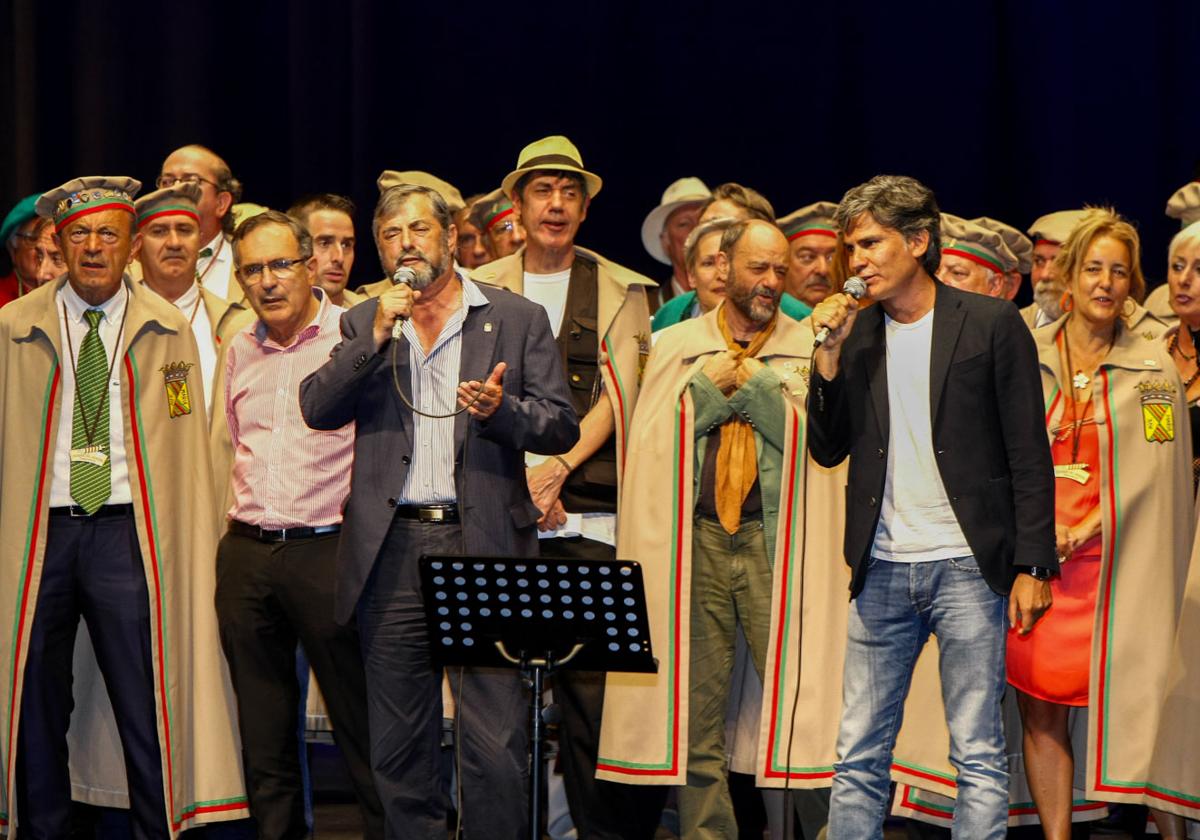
[1007, 207, 1192, 839]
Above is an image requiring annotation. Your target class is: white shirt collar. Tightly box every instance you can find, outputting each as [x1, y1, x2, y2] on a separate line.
[173, 282, 201, 312]
[459, 272, 490, 309]
[199, 232, 229, 266]
[60, 278, 129, 325]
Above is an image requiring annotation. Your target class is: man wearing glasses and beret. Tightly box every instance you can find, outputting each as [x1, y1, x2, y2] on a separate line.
[0, 175, 246, 837]
[157, 144, 244, 302]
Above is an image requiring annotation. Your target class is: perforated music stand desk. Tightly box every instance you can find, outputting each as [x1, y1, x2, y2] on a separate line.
[419, 555, 656, 840]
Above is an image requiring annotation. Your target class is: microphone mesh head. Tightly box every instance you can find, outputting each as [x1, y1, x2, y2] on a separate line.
[392, 266, 416, 286]
[844, 276, 867, 299]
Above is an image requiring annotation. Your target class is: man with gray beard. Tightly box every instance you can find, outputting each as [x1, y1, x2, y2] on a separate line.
[601, 219, 813, 836]
[300, 184, 577, 838]
[1021, 210, 1087, 329]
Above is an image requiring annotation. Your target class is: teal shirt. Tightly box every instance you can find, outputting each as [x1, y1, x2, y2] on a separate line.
[688, 367, 789, 566]
[651, 291, 812, 333]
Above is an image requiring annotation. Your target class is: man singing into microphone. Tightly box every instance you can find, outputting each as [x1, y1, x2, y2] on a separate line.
[299, 184, 578, 839]
[806, 175, 1055, 839]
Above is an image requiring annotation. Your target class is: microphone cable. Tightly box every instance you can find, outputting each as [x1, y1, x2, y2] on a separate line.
[389, 334, 487, 418]
[386, 265, 488, 419]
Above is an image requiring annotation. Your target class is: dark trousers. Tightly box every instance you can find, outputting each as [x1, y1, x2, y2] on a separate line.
[541, 536, 668, 840]
[214, 531, 383, 840]
[358, 516, 529, 840]
[16, 511, 168, 840]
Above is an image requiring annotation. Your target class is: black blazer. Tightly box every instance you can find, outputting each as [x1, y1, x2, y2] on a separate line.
[300, 283, 580, 622]
[807, 282, 1056, 597]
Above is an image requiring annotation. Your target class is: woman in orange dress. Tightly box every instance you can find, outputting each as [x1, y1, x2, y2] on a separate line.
[1007, 208, 1191, 840]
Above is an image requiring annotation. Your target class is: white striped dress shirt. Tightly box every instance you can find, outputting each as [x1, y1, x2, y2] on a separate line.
[224, 288, 353, 528]
[397, 274, 489, 504]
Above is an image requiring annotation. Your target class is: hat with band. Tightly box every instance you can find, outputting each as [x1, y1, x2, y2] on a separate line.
[778, 201, 839, 242]
[469, 187, 516, 234]
[501, 135, 602, 200]
[134, 183, 202, 229]
[972, 216, 1033, 274]
[641, 177, 711, 264]
[941, 213, 1018, 275]
[36, 176, 141, 232]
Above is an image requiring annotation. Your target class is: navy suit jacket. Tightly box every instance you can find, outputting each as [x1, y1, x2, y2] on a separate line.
[806, 281, 1056, 597]
[300, 282, 579, 622]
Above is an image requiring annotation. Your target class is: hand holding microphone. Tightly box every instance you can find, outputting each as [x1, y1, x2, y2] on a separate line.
[810, 277, 866, 379]
[812, 276, 867, 350]
[372, 265, 418, 350]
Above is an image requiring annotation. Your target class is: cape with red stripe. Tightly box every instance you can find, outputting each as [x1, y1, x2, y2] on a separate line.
[596, 307, 851, 788]
[890, 306, 1194, 823]
[0, 278, 247, 835]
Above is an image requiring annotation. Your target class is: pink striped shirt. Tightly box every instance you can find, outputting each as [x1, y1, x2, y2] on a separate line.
[224, 289, 353, 528]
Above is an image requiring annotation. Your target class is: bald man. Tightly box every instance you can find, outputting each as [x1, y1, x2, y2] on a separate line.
[157, 144, 244, 301]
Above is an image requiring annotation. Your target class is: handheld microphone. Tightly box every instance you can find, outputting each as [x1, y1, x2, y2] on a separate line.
[391, 266, 416, 341]
[812, 276, 867, 349]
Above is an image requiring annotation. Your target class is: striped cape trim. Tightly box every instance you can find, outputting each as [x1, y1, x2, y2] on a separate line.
[2, 367, 60, 823]
[596, 394, 688, 776]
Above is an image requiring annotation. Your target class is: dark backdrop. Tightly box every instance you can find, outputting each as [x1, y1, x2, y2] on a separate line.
[4, 0, 1199, 295]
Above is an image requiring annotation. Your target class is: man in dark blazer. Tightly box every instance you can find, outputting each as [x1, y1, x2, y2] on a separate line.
[299, 184, 579, 840]
[805, 175, 1055, 840]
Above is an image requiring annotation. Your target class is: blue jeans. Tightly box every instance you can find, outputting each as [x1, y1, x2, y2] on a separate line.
[828, 556, 1008, 840]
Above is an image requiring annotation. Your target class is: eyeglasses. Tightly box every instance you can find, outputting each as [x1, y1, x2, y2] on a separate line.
[156, 173, 221, 190]
[491, 221, 515, 235]
[238, 257, 306, 284]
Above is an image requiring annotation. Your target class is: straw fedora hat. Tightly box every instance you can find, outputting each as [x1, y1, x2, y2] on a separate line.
[500, 135, 603, 200]
[640, 177, 711, 264]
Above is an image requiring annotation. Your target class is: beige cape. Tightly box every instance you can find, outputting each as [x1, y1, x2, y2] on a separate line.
[0, 279, 247, 835]
[595, 310, 850, 788]
[891, 307, 1193, 823]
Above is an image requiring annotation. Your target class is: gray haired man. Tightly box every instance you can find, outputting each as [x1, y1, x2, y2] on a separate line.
[807, 176, 1054, 839]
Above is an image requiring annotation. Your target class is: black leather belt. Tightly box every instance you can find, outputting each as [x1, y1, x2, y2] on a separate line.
[228, 519, 341, 543]
[392, 503, 460, 524]
[49, 503, 134, 519]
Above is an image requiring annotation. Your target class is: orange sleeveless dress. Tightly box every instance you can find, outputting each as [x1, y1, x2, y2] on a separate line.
[1007, 398, 1102, 707]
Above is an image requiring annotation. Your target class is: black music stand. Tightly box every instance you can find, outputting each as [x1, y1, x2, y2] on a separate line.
[419, 555, 657, 840]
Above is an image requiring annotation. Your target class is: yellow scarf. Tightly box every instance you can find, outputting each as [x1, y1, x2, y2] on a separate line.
[714, 304, 778, 534]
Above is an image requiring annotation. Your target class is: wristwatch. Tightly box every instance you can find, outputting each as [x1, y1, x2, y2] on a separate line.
[1024, 566, 1054, 581]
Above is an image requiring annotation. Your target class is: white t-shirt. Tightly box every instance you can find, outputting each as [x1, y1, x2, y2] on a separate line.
[523, 268, 572, 338]
[522, 265, 616, 547]
[871, 309, 972, 562]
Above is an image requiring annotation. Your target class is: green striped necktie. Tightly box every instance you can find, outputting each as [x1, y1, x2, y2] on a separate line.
[69, 309, 112, 514]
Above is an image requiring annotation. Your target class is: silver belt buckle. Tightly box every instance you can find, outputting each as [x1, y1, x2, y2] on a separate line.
[69, 505, 92, 518]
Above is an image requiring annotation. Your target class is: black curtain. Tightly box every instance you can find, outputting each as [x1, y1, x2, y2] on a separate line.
[4, 0, 1199, 293]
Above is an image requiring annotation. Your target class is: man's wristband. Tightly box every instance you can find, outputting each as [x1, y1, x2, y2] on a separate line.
[1023, 566, 1054, 581]
[553, 454, 574, 474]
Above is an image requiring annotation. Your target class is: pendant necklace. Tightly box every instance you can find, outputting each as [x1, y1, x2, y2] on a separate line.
[63, 296, 131, 466]
[1053, 326, 1107, 485]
